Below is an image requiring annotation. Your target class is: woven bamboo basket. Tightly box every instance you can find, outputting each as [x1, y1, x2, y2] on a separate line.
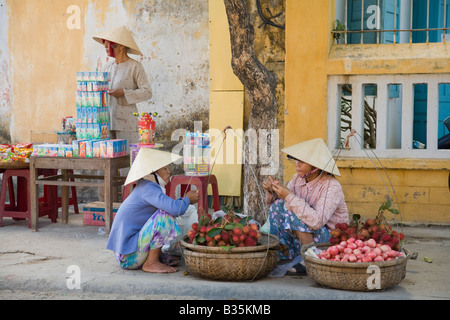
[180, 232, 279, 254]
[183, 248, 278, 281]
[300, 242, 410, 291]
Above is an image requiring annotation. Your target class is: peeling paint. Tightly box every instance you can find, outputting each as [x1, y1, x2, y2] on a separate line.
[0, 0, 11, 143]
[4, 0, 209, 146]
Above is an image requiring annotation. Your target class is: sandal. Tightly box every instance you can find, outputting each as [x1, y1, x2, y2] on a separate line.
[286, 263, 307, 276]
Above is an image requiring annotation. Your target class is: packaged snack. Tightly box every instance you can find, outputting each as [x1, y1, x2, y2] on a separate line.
[0, 144, 11, 153]
[13, 143, 33, 150]
[15, 148, 33, 158]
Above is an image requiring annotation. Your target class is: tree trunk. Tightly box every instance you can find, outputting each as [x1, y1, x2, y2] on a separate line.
[223, 0, 279, 224]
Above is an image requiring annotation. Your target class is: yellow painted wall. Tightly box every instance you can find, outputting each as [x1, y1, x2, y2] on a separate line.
[209, 0, 244, 197]
[7, 0, 88, 142]
[286, 0, 450, 224]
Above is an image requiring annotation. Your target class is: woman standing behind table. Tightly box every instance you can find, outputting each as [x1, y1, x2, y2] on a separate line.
[263, 138, 349, 274]
[93, 26, 152, 143]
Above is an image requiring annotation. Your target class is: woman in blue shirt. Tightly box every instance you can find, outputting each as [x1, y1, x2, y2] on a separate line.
[106, 148, 199, 273]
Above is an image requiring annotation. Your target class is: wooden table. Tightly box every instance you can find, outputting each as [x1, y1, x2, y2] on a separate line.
[29, 156, 130, 235]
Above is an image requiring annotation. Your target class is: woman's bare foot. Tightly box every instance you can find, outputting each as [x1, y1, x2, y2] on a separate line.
[142, 248, 177, 273]
[142, 260, 177, 273]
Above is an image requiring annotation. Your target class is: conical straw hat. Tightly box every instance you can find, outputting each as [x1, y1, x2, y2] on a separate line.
[124, 148, 182, 186]
[282, 138, 341, 176]
[93, 26, 142, 56]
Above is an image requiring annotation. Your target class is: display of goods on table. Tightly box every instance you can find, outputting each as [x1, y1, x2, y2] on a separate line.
[31, 139, 127, 159]
[181, 210, 279, 281]
[0, 143, 33, 166]
[301, 198, 410, 291]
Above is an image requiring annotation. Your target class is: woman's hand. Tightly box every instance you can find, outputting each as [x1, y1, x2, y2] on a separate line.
[271, 181, 291, 200]
[108, 88, 125, 98]
[185, 190, 199, 205]
[262, 176, 275, 192]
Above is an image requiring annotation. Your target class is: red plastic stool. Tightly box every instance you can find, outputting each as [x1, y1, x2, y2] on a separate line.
[0, 169, 58, 228]
[122, 183, 136, 201]
[168, 175, 220, 218]
[41, 169, 79, 214]
[122, 183, 171, 201]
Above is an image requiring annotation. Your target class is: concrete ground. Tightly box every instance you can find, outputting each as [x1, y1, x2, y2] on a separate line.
[1, 207, 450, 301]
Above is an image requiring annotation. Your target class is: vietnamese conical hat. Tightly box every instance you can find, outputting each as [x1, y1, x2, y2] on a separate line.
[93, 26, 142, 56]
[282, 138, 340, 176]
[124, 148, 182, 186]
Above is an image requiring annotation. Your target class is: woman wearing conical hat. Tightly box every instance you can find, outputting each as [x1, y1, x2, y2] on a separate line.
[93, 26, 152, 143]
[262, 138, 349, 274]
[106, 148, 199, 273]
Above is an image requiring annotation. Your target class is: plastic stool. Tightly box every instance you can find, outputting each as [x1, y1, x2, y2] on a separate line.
[168, 175, 220, 217]
[122, 183, 136, 201]
[41, 169, 79, 214]
[122, 183, 171, 202]
[0, 169, 58, 228]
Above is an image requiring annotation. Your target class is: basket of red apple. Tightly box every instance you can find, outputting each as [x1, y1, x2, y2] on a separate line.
[181, 212, 279, 281]
[300, 201, 410, 291]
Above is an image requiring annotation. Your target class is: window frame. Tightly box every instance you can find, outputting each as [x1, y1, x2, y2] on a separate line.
[327, 74, 450, 159]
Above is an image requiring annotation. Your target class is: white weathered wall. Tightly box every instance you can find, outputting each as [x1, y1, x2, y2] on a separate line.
[1, 0, 209, 146]
[0, 0, 12, 142]
[83, 0, 210, 145]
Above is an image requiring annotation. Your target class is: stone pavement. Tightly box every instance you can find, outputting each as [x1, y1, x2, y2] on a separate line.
[1, 208, 449, 301]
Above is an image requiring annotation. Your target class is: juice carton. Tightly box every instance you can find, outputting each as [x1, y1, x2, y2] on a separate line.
[76, 107, 82, 123]
[87, 124, 94, 139]
[99, 140, 108, 158]
[94, 92, 101, 107]
[76, 72, 83, 82]
[75, 92, 82, 107]
[58, 144, 66, 157]
[81, 92, 88, 108]
[92, 107, 99, 124]
[79, 141, 86, 158]
[81, 124, 87, 139]
[86, 140, 93, 158]
[65, 145, 73, 157]
[93, 124, 101, 139]
[93, 141, 100, 157]
[86, 107, 92, 124]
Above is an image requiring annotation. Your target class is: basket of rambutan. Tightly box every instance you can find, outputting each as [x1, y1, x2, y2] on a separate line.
[181, 211, 279, 281]
[300, 199, 411, 291]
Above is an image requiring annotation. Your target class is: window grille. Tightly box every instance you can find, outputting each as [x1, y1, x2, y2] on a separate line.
[333, 0, 449, 44]
[328, 74, 450, 158]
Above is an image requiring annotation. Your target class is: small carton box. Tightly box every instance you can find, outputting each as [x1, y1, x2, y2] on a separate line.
[83, 201, 120, 226]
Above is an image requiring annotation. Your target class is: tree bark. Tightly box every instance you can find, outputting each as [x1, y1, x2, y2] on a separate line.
[223, 0, 279, 223]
